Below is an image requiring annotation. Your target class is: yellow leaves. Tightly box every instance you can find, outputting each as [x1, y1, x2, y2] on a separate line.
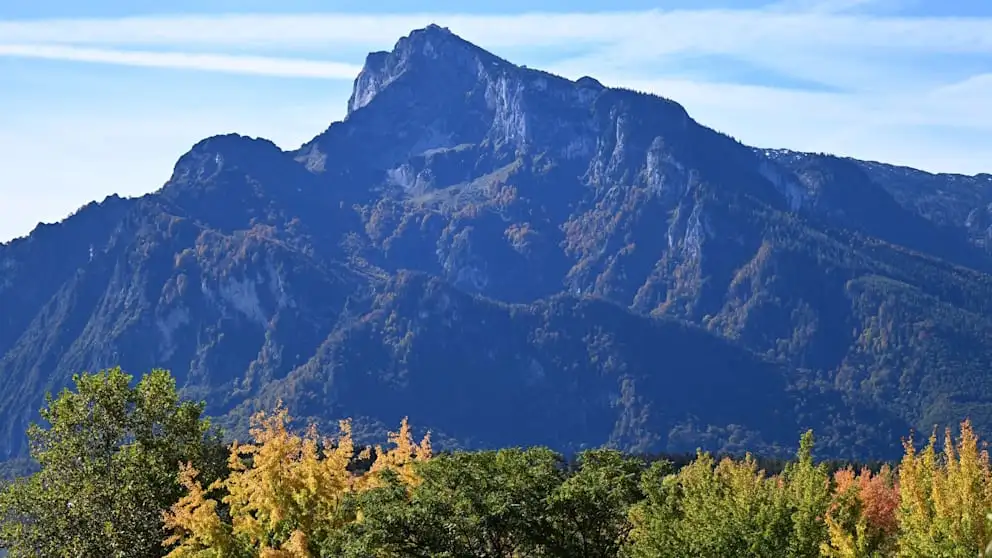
[163, 404, 431, 556]
[898, 419, 992, 557]
[823, 513, 859, 558]
[363, 416, 433, 490]
[161, 463, 233, 558]
[150, 414, 992, 558]
[223, 405, 365, 544]
[259, 530, 310, 558]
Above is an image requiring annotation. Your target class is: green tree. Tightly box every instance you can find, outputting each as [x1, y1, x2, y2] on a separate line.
[627, 451, 793, 558]
[0, 367, 227, 558]
[344, 447, 567, 557]
[544, 449, 644, 558]
[783, 430, 831, 558]
[624, 460, 680, 558]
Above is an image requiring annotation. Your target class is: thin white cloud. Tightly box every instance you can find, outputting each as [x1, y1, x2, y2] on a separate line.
[765, 0, 889, 14]
[1, 6, 991, 243]
[2, 9, 990, 94]
[1, 10, 992, 53]
[0, 44, 361, 78]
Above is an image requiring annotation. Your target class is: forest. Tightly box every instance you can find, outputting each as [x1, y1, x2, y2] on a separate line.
[2, 368, 992, 557]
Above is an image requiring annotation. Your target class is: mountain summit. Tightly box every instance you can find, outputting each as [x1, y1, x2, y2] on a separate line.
[348, 24, 508, 114]
[2, 27, 992, 460]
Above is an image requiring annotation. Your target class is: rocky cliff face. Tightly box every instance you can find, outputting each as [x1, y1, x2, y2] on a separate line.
[2, 26, 991, 460]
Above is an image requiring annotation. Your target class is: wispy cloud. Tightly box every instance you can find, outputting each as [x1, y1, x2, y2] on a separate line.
[0, 44, 361, 79]
[2, 10, 992, 51]
[2, 10, 991, 89]
[0, 44, 361, 78]
[2, 5, 992, 241]
[765, 0, 892, 15]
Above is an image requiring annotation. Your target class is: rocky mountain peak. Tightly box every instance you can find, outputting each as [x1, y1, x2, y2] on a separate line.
[168, 134, 283, 183]
[347, 24, 509, 115]
[7, 25, 992, 463]
[312, 25, 612, 171]
[575, 76, 605, 90]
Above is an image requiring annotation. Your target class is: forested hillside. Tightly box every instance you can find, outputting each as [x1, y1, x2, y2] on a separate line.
[3, 25, 992, 462]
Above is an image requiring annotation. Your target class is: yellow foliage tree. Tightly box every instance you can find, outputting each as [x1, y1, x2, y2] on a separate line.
[898, 419, 992, 557]
[162, 404, 431, 557]
[162, 463, 235, 557]
[361, 416, 433, 490]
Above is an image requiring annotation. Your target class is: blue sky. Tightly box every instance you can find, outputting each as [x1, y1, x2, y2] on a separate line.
[2, 0, 992, 242]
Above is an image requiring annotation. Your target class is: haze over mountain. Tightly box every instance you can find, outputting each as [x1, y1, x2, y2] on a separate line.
[2, 25, 992, 461]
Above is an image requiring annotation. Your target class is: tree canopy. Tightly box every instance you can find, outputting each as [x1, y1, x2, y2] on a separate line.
[0, 367, 226, 557]
[3, 369, 992, 557]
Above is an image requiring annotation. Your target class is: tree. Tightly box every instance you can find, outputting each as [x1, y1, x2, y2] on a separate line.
[544, 449, 644, 558]
[626, 451, 794, 558]
[627, 432, 833, 558]
[0, 367, 227, 558]
[897, 420, 992, 557]
[783, 430, 831, 558]
[344, 447, 567, 558]
[821, 465, 899, 558]
[162, 406, 431, 557]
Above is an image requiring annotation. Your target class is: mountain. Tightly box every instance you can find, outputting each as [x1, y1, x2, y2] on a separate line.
[1, 24, 991, 460]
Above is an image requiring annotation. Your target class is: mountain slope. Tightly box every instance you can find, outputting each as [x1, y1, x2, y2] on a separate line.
[219, 271, 910, 459]
[1, 25, 990, 459]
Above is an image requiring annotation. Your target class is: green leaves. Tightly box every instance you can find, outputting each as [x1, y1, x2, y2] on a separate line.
[784, 430, 832, 558]
[628, 451, 797, 558]
[625, 433, 833, 558]
[343, 448, 643, 558]
[392, 448, 564, 557]
[0, 367, 226, 558]
[546, 449, 644, 558]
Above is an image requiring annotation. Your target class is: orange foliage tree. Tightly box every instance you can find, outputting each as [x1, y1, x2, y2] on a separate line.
[821, 465, 899, 557]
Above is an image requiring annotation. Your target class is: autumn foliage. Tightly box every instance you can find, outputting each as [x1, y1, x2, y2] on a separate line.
[897, 421, 992, 557]
[162, 404, 431, 557]
[9, 369, 992, 557]
[821, 465, 900, 557]
[157, 414, 992, 557]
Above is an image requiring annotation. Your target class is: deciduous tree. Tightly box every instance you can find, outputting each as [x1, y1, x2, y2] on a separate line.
[0, 368, 226, 558]
[163, 406, 430, 557]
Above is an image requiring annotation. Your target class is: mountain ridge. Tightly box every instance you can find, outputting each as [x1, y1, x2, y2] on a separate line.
[1, 26, 991, 461]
